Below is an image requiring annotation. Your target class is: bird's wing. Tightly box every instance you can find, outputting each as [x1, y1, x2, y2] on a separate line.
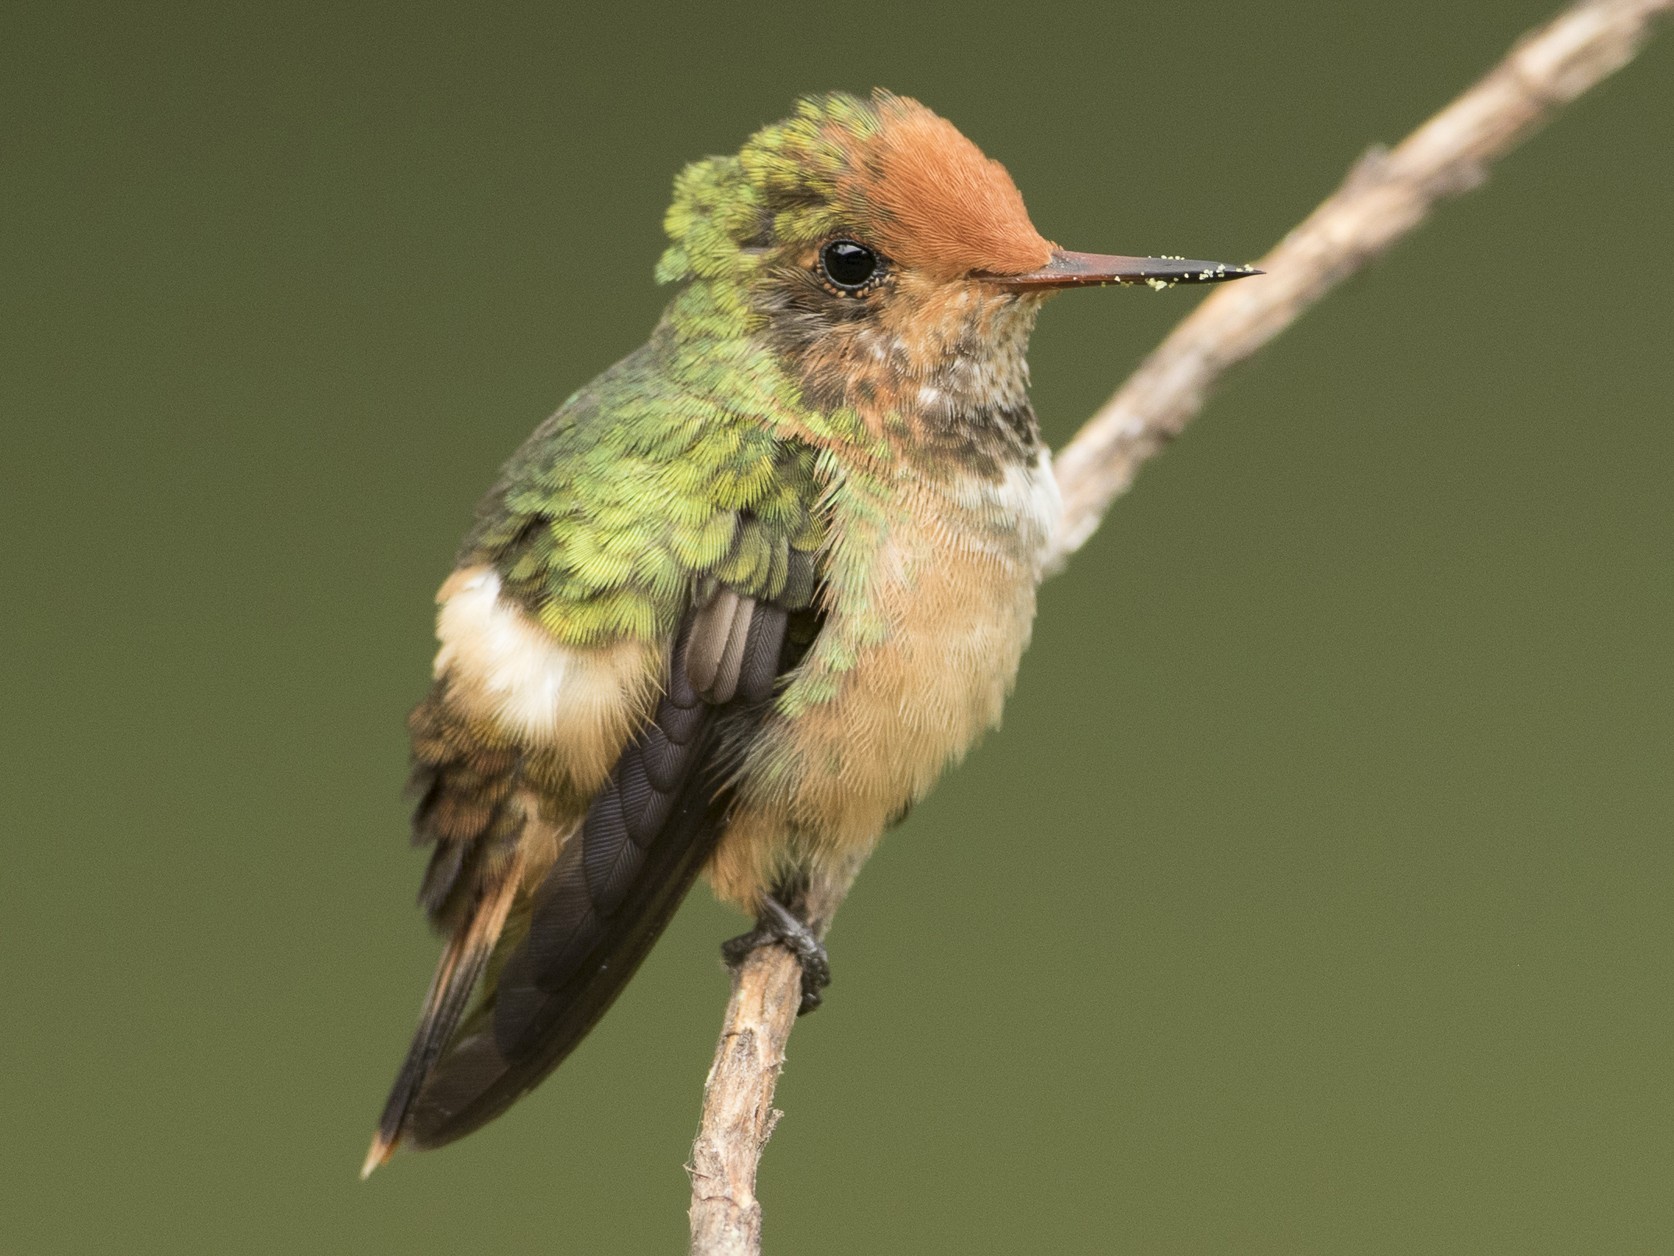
[391, 575, 816, 1156]
[366, 339, 826, 1170]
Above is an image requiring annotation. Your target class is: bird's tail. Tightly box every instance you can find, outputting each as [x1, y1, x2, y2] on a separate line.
[361, 853, 523, 1178]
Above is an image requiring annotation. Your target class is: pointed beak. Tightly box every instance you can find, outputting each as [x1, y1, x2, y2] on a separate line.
[978, 250, 1261, 290]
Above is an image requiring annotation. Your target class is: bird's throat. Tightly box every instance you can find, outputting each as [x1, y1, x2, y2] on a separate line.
[785, 285, 1047, 478]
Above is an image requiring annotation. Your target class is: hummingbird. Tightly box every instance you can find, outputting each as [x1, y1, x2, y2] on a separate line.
[363, 89, 1256, 1176]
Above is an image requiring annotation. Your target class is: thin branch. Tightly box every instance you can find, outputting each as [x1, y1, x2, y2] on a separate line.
[687, 1, 1673, 1251]
[687, 882, 841, 1255]
[684, 949, 797, 1255]
[1051, 0, 1673, 566]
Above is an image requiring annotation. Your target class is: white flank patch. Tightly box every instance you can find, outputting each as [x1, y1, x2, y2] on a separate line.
[432, 566, 630, 747]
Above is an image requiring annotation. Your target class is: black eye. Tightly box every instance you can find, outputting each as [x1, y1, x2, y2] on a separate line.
[819, 240, 881, 292]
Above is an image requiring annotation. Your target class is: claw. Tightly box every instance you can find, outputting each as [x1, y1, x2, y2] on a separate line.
[721, 927, 773, 970]
[721, 895, 831, 1015]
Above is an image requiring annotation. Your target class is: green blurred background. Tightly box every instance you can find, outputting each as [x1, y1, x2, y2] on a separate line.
[4, 0, 1671, 1251]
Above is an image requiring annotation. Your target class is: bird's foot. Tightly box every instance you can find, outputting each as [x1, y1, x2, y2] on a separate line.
[722, 895, 830, 1015]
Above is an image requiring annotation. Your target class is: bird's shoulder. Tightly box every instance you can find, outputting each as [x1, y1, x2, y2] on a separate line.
[460, 334, 827, 646]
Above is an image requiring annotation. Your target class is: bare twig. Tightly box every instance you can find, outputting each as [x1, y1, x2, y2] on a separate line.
[684, 948, 798, 1256]
[687, 2, 1672, 1250]
[687, 880, 841, 1255]
[1051, 0, 1673, 566]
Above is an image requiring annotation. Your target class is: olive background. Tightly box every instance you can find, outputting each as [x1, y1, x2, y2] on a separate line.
[4, 1, 1671, 1252]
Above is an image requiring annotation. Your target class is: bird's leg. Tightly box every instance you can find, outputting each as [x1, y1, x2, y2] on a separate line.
[722, 894, 830, 1015]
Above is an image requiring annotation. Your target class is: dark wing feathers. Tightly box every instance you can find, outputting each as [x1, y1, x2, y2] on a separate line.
[732, 597, 791, 709]
[682, 589, 734, 697]
[393, 591, 792, 1151]
[737, 603, 787, 704]
[684, 586, 782, 705]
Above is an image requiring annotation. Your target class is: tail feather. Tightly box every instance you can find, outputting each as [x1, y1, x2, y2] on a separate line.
[362, 852, 523, 1177]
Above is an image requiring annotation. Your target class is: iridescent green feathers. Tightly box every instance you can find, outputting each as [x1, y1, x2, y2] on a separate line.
[464, 338, 822, 644]
[656, 91, 888, 287]
[463, 93, 926, 646]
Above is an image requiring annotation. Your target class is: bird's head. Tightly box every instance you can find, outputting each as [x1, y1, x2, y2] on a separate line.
[657, 91, 1255, 454]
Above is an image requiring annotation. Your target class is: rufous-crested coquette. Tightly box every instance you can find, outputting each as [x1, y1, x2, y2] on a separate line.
[363, 89, 1256, 1176]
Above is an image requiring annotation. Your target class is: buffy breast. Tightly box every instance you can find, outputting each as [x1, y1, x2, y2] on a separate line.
[709, 455, 1060, 908]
